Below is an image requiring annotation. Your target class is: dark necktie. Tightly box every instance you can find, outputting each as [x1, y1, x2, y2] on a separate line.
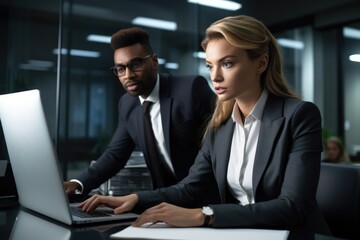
[142, 101, 165, 188]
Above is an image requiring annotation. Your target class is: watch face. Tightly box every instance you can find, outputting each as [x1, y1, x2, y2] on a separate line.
[202, 206, 214, 216]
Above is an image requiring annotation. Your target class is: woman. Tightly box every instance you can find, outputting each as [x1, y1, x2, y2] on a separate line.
[323, 136, 350, 163]
[80, 15, 330, 237]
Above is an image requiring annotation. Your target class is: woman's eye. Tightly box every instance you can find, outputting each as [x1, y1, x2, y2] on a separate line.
[223, 61, 233, 68]
[206, 64, 212, 71]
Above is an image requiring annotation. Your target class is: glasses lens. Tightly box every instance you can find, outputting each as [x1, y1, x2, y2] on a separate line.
[111, 55, 152, 77]
[116, 65, 126, 76]
[111, 67, 116, 76]
[128, 59, 142, 72]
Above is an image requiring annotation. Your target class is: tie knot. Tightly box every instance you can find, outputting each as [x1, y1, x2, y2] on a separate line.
[143, 101, 153, 114]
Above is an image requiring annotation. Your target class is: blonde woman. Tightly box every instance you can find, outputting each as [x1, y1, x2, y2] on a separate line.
[323, 136, 350, 163]
[80, 15, 331, 237]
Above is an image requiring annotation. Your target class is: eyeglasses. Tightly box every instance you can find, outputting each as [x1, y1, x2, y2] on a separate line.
[110, 54, 153, 77]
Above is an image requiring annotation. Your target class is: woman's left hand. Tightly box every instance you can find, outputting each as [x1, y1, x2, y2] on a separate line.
[132, 202, 204, 227]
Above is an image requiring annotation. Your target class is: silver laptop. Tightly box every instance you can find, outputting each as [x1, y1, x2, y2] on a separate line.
[0, 89, 138, 225]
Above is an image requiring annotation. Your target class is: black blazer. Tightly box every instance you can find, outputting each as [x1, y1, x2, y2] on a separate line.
[137, 94, 330, 236]
[78, 74, 215, 194]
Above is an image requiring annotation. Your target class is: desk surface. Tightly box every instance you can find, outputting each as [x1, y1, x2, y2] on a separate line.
[1, 202, 131, 240]
[0, 200, 340, 240]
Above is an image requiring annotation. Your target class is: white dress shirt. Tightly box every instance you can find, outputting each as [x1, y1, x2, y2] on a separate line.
[139, 74, 175, 174]
[227, 90, 268, 205]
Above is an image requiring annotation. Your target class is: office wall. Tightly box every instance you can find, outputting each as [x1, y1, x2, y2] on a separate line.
[1, 0, 360, 178]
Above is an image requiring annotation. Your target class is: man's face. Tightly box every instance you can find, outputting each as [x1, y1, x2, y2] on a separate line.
[113, 43, 158, 98]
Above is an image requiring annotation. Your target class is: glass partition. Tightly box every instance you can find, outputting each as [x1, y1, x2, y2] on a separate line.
[342, 23, 360, 159]
[2, 0, 360, 181]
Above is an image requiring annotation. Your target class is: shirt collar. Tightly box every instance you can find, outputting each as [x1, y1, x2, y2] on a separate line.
[139, 73, 160, 105]
[231, 89, 268, 123]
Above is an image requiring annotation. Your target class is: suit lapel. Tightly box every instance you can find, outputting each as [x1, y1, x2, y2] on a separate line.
[158, 75, 172, 154]
[213, 95, 285, 202]
[252, 95, 285, 195]
[214, 119, 235, 202]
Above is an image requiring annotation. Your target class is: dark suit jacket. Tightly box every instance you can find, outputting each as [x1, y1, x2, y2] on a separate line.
[78, 74, 215, 194]
[136, 94, 330, 236]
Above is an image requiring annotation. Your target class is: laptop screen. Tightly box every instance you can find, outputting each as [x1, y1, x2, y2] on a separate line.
[0, 89, 138, 225]
[0, 121, 18, 207]
[0, 89, 73, 223]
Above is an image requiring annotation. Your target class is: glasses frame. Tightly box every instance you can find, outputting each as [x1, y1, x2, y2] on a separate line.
[110, 54, 154, 77]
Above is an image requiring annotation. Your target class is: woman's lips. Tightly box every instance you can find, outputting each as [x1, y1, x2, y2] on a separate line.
[215, 87, 226, 95]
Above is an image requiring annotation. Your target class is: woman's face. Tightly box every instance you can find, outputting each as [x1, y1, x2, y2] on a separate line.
[326, 141, 341, 162]
[205, 38, 267, 102]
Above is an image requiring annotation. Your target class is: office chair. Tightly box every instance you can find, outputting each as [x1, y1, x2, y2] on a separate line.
[316, 163, 360, 240]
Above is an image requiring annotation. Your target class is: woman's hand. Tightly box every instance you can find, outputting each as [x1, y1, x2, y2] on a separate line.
[78, 193, 138, 214]
[132, 202, 204, 227]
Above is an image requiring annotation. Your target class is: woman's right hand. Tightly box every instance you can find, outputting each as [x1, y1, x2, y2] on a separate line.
[78, 193, 139, 214]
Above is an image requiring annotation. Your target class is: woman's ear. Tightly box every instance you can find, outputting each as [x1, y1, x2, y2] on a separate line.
[257, 53, 269, 74]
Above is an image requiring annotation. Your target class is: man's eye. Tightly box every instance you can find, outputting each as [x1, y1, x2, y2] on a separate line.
[129, 60, 142, 69]
[117, 66, 126, 72]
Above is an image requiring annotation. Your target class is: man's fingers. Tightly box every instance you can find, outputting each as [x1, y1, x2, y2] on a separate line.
[64, 182, 80, 196]
[66, 189, 74, 195]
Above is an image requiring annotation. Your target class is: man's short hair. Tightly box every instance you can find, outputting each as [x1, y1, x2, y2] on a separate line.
[111, 27, 153, 54]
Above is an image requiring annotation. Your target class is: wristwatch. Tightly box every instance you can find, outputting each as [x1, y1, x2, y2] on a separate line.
[202, 206, 214, 227]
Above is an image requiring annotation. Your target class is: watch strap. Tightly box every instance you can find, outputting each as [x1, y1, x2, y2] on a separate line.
[203, 214, 211, 227]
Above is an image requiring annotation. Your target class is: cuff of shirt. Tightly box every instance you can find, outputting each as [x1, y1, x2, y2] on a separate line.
[69, 179, 84, 195]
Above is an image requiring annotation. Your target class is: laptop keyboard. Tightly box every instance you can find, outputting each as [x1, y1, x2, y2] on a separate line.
[71, 207, 111, 218]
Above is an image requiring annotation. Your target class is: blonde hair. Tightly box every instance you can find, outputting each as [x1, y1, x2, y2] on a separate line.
[325, 136, 351, 163]
[201, 15, 299, 129]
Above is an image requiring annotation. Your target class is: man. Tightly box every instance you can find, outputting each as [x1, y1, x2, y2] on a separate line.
[64, 27, 215, 195]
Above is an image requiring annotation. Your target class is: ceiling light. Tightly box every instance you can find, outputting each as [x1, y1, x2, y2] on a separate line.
[165, 62, 179, 69]
[132, 17, 177, 31]
[87, 34, 111, 43]
[277, 38, 304, 49]
[188, 0, 241, 11]
[157, 58, 166, 64]
[343, 27, 360, 40]
[18, 60, 54, 71]
[349, 54, 360, 62]
[53, 48, 100, 58]
[28, 60, 54, 68]
[193, 51, 206, 59]
[70, 49, 100, 58]
[18, 64, 49, 71]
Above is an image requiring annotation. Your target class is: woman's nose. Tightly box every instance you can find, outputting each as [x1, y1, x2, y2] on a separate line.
[211, 67, 223, 83]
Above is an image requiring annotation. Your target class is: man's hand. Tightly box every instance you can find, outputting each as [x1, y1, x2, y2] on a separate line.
[79, 193, 139, 214]
[64, 181, 81, 196]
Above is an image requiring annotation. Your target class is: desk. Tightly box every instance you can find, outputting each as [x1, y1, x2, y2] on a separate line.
[0, 203, 130, 240]
[0, 200, 340, 240]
